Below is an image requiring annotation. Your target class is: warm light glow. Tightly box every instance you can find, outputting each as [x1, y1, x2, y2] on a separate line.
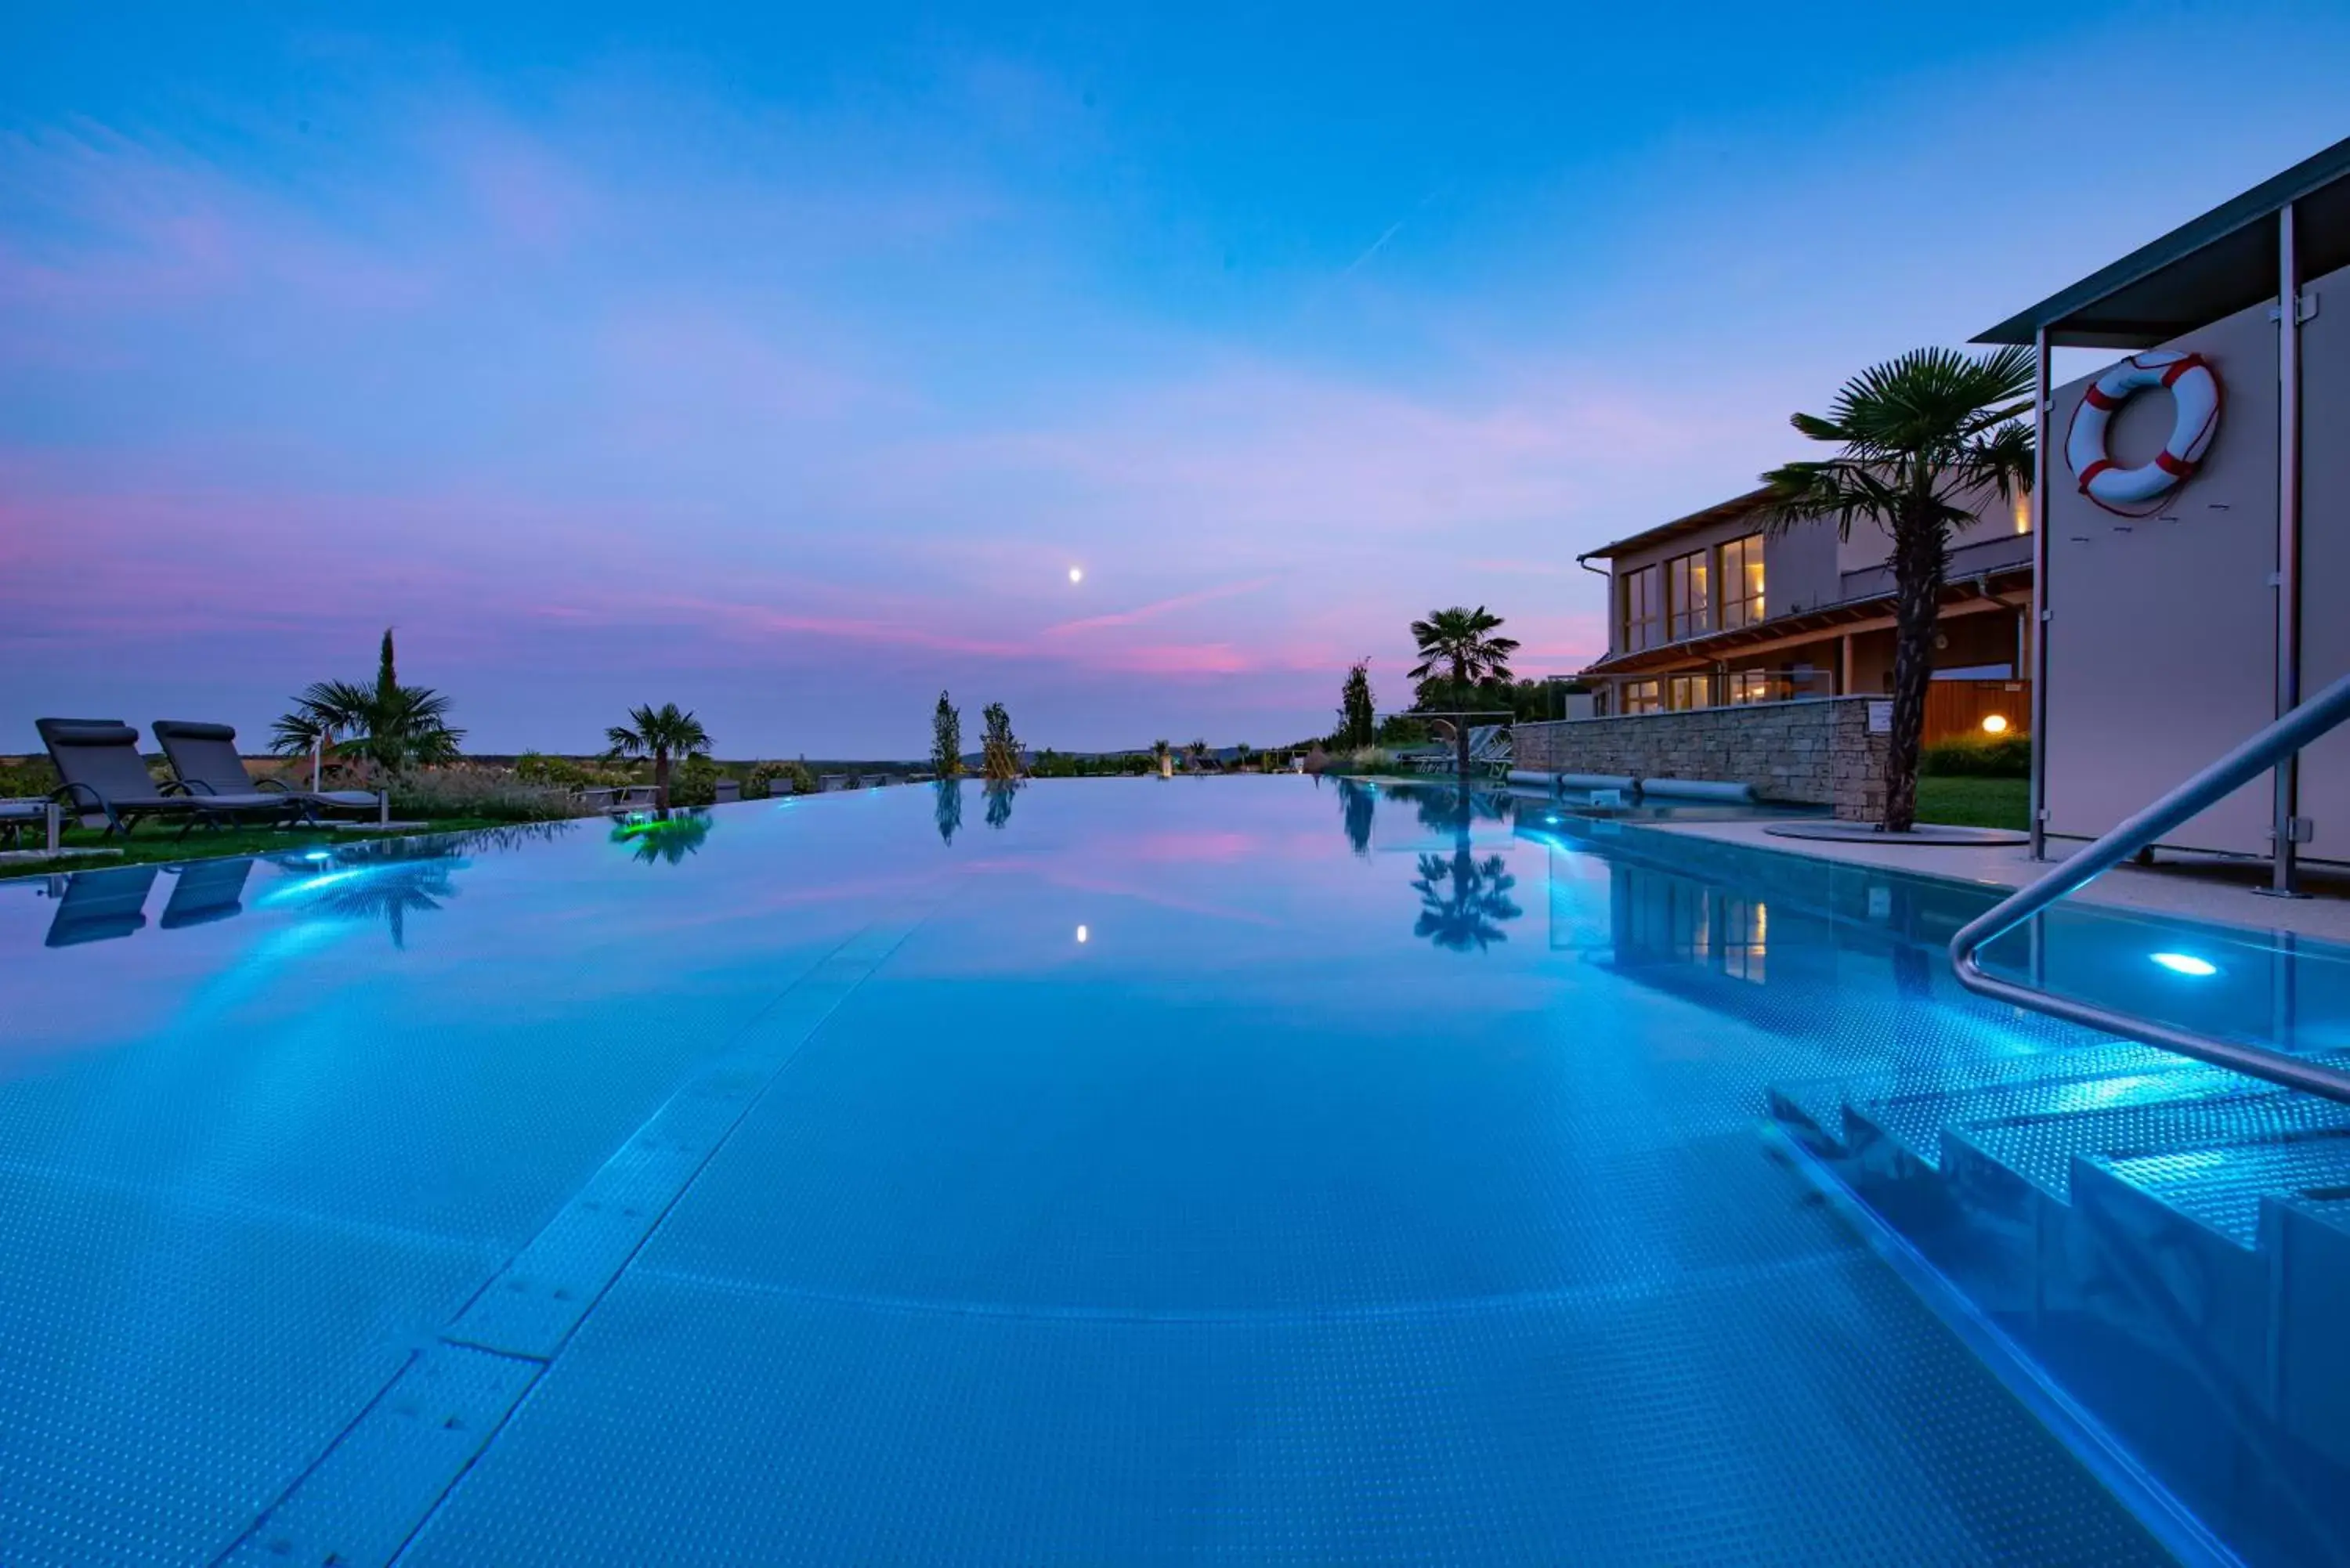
[1076, 924, 1089, 944]
[2151, 952, 2218, 977]
[1980, 714, 2009, 735]
[2013, 492, 2032, 535]
[1068, 566, 1083, 583]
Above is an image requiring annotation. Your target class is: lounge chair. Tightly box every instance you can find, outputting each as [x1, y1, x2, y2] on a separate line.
[42, 866, 159, 947]
[159, 857, 253, 928]
[713, 779, 742, 804]
[151, 720, 383, 822]
[819, 774, 851, 792]
[36, 719, 298, 837]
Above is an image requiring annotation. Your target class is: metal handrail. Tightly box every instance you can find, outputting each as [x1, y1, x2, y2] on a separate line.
[1948, 668, 2350, 1105]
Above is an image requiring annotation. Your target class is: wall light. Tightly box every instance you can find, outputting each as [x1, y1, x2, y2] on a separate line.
[1980, 714, 2009, 735]
[2150, 952, 2218, 977]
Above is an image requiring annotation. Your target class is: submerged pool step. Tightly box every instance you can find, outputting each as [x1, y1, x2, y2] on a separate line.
[2088, 1129, 2350, 1251]
[1946, 1087, 2350, 1204]
[1764, 1040, 2190, 1158]
[1848, 1060, 2229, 1177]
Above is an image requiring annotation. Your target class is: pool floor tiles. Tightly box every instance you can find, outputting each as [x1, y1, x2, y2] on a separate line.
[397, 1256, 2170, 1568]
[0, 1166, 497, 1568]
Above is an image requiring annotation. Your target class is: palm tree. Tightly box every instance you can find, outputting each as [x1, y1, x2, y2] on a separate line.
[1408, 607, 1520, 778]
[1761, 346, 2035, 833]
[270, 628, 464, 776]
[603, 702, 712, 810]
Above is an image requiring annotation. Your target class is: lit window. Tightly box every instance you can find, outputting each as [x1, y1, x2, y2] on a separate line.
[1667, 551, 1710, 640]
[1667, 674, 1710, 710]
[1718, 535, 1765, 628]
[1624, 680, 1661, 714]
[1622, 566, 1661, 652]
[1726, 670, 1773, 704]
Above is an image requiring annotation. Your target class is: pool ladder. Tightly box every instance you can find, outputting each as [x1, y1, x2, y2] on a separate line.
[1949, 668, 2350, 1106]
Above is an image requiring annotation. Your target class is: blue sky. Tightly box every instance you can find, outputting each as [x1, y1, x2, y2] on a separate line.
[5, 2, 2346, 756]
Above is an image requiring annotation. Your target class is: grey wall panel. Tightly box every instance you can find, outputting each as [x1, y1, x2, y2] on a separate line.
[2292, 258, 2350, 858]
[2045, 291, 2280, 854]
[1766, 519, 1842, 618]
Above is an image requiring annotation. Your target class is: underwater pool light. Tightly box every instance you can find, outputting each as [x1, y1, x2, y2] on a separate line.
[302, 850, 332, 863]
[2150, 952, 2218, 977]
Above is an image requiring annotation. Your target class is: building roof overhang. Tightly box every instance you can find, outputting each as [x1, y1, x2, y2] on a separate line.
[1575, 486, 1775, 565]
[1975, 135, 2350, 349]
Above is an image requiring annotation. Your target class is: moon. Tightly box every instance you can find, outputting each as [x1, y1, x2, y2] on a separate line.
[1068, 566, 1084, 584]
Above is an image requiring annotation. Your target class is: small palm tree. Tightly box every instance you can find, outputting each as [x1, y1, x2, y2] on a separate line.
[1408, 607, 1520, 778]
[603, 702, 712, 810]
[1152, 739, 1172, 779]
[270, 628, 464, 776]
[1761, 346, 2035, 833]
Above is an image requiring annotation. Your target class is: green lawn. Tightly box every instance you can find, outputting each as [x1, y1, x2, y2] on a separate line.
[1914, 775, 2027, 830]
[2, 816, 517, 879]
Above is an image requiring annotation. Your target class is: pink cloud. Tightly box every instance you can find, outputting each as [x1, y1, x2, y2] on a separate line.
[1043, 577, 1273, 637]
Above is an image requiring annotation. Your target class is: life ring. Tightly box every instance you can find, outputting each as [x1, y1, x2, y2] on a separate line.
[2065, 350, 2221, 515]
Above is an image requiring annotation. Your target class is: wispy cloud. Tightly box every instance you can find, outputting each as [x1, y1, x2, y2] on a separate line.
[1043, 577, 1273, 637]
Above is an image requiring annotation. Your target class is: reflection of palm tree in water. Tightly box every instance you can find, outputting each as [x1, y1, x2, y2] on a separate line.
[985, 782, 1017, 830]
[1408, 789, 1522, 952]
[935, 779, 964, 845]
[1336, 777, 1376, 855]
[298, 848, 462, 950]
[611, 811, 714, 867]
[274, 823, 572, 949]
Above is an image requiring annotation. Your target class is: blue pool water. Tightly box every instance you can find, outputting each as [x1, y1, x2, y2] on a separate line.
[3, 778, 2343, 1565]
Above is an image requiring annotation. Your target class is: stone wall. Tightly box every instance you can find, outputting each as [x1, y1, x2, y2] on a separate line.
[1513, 697, 1891, 820]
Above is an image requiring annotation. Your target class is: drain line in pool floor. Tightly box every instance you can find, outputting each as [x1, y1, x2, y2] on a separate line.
[208, 902, 944, 1568]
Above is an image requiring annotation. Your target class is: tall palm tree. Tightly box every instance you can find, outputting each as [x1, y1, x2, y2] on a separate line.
[1408, 607, 1520, 778]
[1761, 346, 2035, 833]
[603, 702, 712, 810]
[270, 627, 464, 775]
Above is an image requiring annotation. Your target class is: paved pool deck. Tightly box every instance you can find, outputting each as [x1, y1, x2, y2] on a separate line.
[1637, 818, 2350, 947]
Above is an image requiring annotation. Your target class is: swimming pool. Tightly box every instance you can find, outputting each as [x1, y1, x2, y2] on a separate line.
[2, 777, 2338, 1565]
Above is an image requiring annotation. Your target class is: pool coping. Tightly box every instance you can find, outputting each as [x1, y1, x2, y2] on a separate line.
[1625, 815, 2350, 948]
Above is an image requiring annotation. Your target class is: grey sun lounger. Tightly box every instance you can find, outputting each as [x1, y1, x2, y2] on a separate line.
[36, 718, 300, 837]
[151, 720, 382, 820]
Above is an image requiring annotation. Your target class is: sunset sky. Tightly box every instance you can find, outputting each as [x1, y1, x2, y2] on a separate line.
[5, 3, 2346, 756]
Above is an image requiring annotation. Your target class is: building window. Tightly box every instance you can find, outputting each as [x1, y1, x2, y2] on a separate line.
[1666, 674, 1709, 710]
[1667, 551, 1710, 640]
[1622, 565, 1661, 652]
[1624, 680, 1661, 714]
[1718, 535, 1764, 629]
[1725, 670, 1773, 704]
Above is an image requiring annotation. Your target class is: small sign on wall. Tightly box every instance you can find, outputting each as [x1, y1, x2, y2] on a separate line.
[1867, 701, 1893, 734]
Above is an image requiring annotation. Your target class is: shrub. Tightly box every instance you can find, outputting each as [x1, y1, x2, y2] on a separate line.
[387, 765, 576, 822]
[671, 753, 721, 807]
[0, 757, 60, 797]
[749, 760, 815, 797]
[1921, 732, 2030, 778]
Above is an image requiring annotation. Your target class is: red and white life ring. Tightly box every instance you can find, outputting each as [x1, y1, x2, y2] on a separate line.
[2064, 350, 2222, 515]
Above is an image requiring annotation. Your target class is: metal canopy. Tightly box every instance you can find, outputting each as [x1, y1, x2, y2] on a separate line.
[1975, 135, 2350, 348]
